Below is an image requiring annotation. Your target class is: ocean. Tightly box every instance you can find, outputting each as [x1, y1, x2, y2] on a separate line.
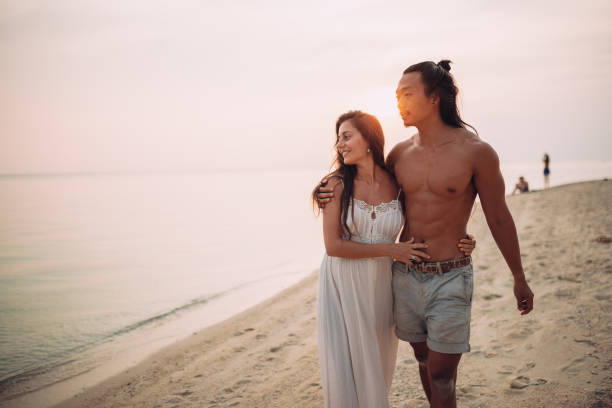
[1, 161, 610, 406]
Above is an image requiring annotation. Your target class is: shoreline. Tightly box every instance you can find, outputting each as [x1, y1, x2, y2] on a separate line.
[4, 179, 612, 408]
[54, 269, 322, 408]
[0, 270, 315, 408]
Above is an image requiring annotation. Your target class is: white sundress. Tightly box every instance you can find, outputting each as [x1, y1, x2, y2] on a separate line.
[318, 191, 404, 408]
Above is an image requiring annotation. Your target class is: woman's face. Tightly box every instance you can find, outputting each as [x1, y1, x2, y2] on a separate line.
[336, 120, 370, 165]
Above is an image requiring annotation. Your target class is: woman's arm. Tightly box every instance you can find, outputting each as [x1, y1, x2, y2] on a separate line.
[321, 180, 429, 263]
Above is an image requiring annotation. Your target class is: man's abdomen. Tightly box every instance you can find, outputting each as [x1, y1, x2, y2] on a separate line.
[400, 194, 475, 261]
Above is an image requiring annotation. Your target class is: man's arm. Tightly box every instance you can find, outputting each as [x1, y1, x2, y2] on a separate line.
[473, 142, 534, 315]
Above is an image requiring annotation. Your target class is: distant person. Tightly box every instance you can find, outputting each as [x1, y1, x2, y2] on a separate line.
[543, 153, 550, 188]
[512, 176, 529, 194]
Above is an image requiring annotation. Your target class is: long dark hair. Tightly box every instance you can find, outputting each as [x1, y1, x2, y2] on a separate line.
[312, 110, 388, 238]
[403, 59, 477, 134]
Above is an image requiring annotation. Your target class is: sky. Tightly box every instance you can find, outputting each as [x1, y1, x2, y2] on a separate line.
[1, 0, 611, 174]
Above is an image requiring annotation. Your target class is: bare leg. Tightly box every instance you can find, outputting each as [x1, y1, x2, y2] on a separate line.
[427, 350, 462, 408]
[409, 342, 431, 402]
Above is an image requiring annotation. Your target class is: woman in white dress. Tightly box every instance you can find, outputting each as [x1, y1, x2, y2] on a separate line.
[313, 111, 474, 408]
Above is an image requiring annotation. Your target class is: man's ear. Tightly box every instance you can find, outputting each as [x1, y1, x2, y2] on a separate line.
[431, 93, 439, 105]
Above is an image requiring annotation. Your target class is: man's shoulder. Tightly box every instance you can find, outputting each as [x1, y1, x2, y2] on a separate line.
[455, 128, 497, 156]
[455, 130, 501, 172]
[389, 134, 417, 155]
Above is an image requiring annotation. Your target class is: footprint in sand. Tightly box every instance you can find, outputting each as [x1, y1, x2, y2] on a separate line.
[163, 396, 183, 404]
[557, 275, 582, 283]
[518, 361, 536, 373]
[575, 338, 597, 346]
[255, 333, 267, 340]
[554, 287, 579, 299]
[561, 356, 587, 372]
[510, 376, 530, 389]
[482, 293, 502, 301]
[505, 328, 532, 340]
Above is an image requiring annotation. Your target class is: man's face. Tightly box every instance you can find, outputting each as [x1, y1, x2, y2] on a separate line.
[396, 72, 436, 127]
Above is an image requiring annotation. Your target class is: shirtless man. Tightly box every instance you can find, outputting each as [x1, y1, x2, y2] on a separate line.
[317, 60, 534, 408]
[512, 176, 530, 194]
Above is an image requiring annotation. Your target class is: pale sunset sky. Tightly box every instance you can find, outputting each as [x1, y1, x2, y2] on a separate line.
[1, 0, 611, 174]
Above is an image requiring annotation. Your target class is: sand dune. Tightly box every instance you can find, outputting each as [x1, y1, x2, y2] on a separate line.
[51, 180, 612, 408]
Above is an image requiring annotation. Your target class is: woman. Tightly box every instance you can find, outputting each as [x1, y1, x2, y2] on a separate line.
[313, 110, 474, 407]
[543, 153, 551, 188]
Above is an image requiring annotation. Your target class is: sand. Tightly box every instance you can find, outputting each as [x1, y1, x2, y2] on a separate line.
[30, 180, 612, 407]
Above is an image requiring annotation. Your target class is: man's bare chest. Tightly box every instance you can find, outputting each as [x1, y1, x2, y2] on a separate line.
[394, 149, 474, 197]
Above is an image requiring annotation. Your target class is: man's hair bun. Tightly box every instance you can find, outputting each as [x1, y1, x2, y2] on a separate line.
[437, 59, 452, 72]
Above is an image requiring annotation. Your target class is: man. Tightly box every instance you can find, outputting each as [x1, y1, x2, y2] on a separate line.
[317, 60, 534, 408]
[512, 176, 530, 194]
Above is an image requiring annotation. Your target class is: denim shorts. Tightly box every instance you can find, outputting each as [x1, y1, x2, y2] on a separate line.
[392, 261, 473, 354]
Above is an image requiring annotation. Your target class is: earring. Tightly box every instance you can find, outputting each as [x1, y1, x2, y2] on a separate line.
[367, 148, 371, 153]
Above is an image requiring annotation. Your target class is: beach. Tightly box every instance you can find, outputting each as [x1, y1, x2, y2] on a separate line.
[36, 179, 610, 408]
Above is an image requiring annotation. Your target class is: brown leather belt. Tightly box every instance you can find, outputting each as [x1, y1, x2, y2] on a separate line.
[397, 256, 472, 275]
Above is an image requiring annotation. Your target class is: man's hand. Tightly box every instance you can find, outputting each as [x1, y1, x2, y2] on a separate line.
[457, 234, 476, 255]
[315, 177, 337, 209]
[513, 278, 534, 315]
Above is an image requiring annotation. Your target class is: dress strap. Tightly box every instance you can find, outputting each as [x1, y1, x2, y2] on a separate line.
[396, 187, 402, 200]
